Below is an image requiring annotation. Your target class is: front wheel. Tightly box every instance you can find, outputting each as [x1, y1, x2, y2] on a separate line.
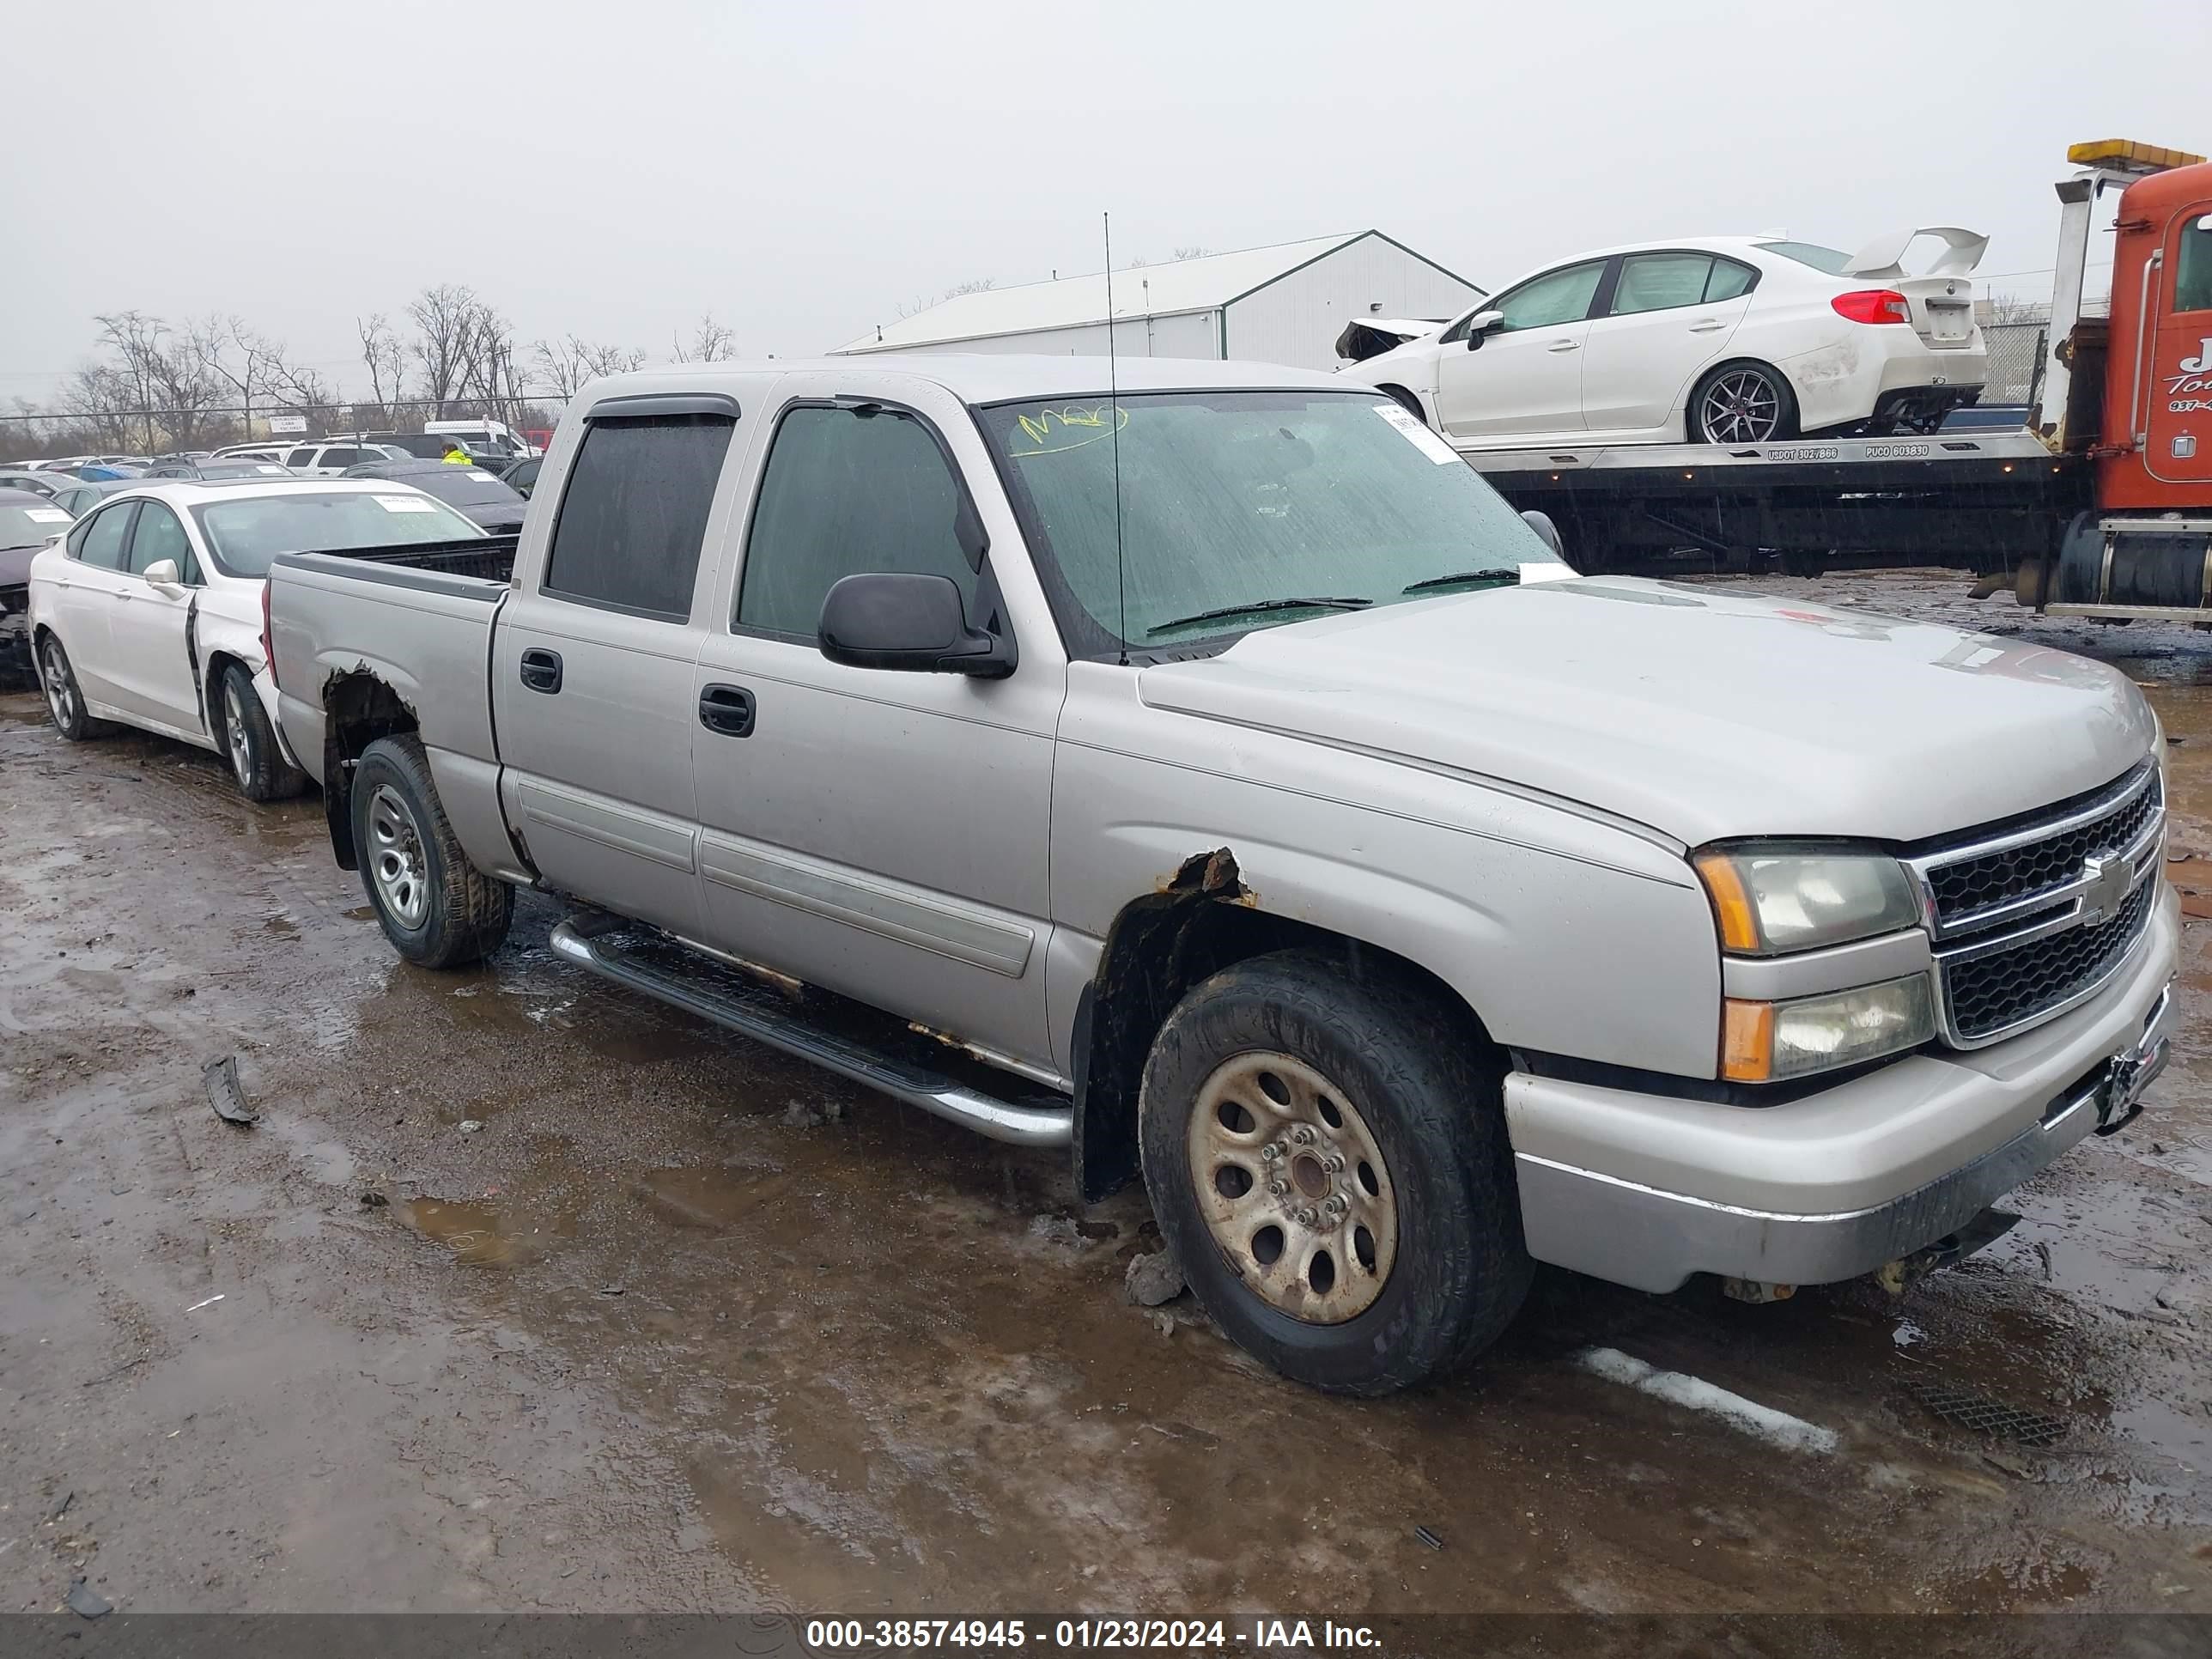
[1687, 361, 1798, 445]
[1138, 949, 1530, 1395]
[350, 734, 513, 968]
[219, 662, 307, 802]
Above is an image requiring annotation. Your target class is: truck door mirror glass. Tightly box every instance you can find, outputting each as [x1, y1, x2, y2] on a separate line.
[817, 571, 1013, 678]
[1465, 309, 1504, 348]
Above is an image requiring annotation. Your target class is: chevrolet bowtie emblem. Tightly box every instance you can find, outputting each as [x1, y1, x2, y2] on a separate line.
[2078, 854, 2130, 928]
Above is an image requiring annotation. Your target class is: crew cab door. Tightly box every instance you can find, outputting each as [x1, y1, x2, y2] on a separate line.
[690, 378, 1060, 1073]
[102, 500, 204, 733]
[2147, 202, 2212, 487]
[1577, 251, 1756, 440]
[1433, 259, 1607, 443]
[491, 397, 744, 938]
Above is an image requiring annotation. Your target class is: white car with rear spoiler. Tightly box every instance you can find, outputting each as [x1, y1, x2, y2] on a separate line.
[1340, 229, 1990, 448]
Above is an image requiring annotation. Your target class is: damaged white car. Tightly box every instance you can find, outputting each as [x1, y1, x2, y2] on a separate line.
[1340, 229, 1989, 446]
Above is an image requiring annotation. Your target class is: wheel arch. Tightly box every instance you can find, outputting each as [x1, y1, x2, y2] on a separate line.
[1070, 849, 1492, 1203]
[1376, 383, 1429, 424]
[319, 670, 422, 871]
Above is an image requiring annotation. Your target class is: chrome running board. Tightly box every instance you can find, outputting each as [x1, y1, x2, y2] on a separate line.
[547, 917, 1072, 1148]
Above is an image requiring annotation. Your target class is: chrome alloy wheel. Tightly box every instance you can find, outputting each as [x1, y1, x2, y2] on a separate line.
[1698, 367, 1784, 443]
[367, 783, 431, 929]
[1185, 1051, 1397, 1324]
[224, 677, 252, 784]
[40, 640, 76, 730]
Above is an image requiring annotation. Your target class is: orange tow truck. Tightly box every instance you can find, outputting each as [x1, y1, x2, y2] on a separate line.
[2018, 139, 2212, 617]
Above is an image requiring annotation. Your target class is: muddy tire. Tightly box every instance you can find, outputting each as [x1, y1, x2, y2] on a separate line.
[349, 734, 512, 968]
[36, 634, 114, 741]
[1686, 360, 1798, 445]
[1138, 949, 1530, 1395]
[218, 662, 307, 803]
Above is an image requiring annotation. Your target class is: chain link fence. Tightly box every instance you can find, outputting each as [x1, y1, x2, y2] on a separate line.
[1978, 320, 2046, 408]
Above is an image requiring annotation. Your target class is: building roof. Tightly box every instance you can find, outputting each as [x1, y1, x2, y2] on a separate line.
[838, 231, 1476, 355]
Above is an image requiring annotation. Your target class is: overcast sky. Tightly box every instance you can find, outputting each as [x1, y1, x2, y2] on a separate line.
[7, 0, 2209, 407]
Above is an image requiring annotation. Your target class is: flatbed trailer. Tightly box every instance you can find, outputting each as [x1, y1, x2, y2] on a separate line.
[1462, 428, 2082, 576]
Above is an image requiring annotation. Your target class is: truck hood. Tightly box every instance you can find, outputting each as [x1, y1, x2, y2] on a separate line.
[1136, 578, 2156, 847]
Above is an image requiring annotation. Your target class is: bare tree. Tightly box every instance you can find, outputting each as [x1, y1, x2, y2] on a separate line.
[532, 335, 647, 398]
[357, 313, 408, 421]
[89, 311, 224, 450]
[407, 283, 480, 415]
[894, 276, 995, 320]
[202, 315, 285, 441]
[1171, 246, 1212, 261]
[670, 313, 738, 363]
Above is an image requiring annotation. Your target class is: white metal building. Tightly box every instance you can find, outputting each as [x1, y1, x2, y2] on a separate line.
[833, 231, 1485, 371]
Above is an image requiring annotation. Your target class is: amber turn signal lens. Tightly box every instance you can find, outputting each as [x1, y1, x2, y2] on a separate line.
[1695, 854, 1761, 953]
[1722, 999, 1774, 1083]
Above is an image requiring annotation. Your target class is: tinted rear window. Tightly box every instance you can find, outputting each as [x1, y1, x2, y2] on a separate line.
[542, 414, 734, 621]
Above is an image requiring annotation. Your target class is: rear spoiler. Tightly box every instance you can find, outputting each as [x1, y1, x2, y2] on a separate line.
[1841, 226, 1989, 280]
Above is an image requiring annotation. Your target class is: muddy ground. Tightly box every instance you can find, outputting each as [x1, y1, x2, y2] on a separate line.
[1, 568, 2209, 1622]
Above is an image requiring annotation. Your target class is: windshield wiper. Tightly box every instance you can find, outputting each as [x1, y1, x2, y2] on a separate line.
[1401, 568, 1522, 594]
[1146, 596, 1371, 636]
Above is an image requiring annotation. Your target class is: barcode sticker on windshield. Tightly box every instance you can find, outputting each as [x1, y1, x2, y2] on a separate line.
[374, 495, 437, 514]
[466, 471, 495, 481]
[1374, 401, 1462, 465]
[27, 507, 70, 522]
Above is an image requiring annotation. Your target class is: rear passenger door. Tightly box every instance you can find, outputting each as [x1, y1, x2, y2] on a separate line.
[1577, 251, 1758, 440]
[50, 501, 137, 707]
[491, 395, 743, 938]
[690, 379, 1060, 1073]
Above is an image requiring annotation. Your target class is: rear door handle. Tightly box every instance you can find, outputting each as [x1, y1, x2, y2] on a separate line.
[698, 683, 755, 738]
[1689, 319, 1727, 332]
[519, 647, 562, 694]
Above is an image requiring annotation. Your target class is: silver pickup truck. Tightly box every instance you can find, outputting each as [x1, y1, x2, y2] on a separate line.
[268, 357, 2178, 1395]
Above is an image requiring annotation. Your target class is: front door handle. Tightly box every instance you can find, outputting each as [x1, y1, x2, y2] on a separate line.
[519, 647, 562, 694]
[1546, 339, 1581, 353]
[698, 683, 755, 738]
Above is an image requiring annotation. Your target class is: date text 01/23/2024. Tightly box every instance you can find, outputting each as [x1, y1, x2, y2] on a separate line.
[804, 1620, 1382, 1650]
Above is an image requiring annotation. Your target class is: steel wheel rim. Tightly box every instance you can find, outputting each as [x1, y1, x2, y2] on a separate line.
[1700, 369, 1782, 443]
[367, 783, 431, 929]
[41, 642, 73, 728]
[224, 679, 252, 783]
[1186, 1050, 1398, 1324]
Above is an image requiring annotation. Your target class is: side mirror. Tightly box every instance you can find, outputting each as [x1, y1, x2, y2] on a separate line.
[1464, 309, 1504, 349]
[142, 558, 185, 595]
[818, 571, 1014, 678]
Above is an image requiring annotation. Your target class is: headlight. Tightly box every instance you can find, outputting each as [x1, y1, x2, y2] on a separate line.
[1723, 975, 1935, 1082]
[1693, 845, 1921, 956]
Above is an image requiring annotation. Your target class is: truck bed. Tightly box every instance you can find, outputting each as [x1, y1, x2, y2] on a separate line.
[298, 532, 519, 584]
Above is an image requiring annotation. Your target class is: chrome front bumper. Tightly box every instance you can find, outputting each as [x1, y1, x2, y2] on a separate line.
[1510, 953, 2178, 1295]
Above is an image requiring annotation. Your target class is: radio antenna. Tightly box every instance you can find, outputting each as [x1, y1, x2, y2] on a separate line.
[1103, 211, 1129, 665]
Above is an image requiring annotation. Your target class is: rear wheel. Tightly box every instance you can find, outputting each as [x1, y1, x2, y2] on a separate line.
[1138, 949, 1530, 1395]
[350, 734, 512, 968]
[1688, 361, 1797, 444]
[38, 635, 113, 741]
[219, 662, 307, 802]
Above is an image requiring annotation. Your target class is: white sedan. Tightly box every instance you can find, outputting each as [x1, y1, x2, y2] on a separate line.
[1340, 232, 1989, 447]
[27, 478, 487, 800]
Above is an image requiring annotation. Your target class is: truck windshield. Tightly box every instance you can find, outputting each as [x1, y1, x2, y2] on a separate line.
[980, 391, 1559, 653]
[189, 490, 485, 577]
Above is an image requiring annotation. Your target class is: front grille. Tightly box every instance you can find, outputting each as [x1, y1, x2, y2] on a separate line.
[1924, 763, 2160, 926]
[1909, 758, 2164, 1047]
[1942, 878, 2156, 1042]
